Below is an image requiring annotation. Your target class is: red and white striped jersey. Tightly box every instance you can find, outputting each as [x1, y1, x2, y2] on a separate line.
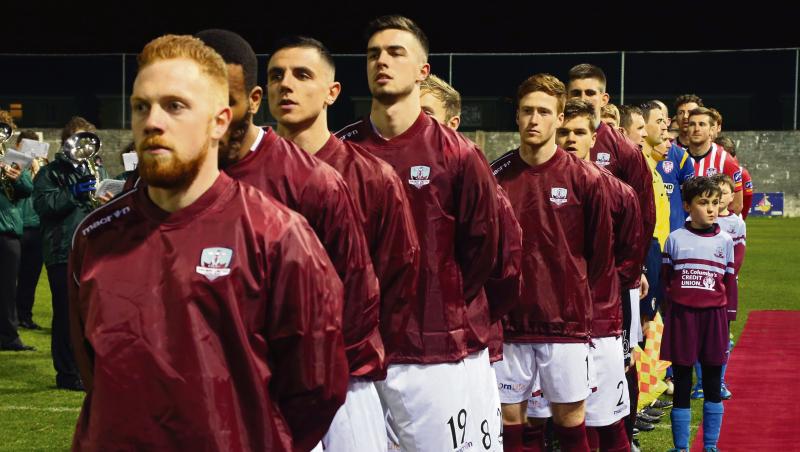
[690, 143, 743, 192]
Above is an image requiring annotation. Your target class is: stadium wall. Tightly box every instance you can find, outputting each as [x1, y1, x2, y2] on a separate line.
[29, 129, 800, 216]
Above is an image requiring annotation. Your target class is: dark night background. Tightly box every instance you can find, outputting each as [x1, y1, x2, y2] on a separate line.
[3, 1, 800, 131]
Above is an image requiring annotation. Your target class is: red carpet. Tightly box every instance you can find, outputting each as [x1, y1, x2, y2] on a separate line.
[691, 311, 800, 451]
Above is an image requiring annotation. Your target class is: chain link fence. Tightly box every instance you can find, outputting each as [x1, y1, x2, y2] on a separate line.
[2, 48, 798, 131]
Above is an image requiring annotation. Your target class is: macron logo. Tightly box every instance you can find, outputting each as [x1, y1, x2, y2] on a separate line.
[492, 160, 511, 176]
[498, 382, 527, 392]
[81, 206, 131, 236]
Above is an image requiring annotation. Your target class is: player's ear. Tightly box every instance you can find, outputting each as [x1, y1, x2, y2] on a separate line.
[418, 63, 430, 83]
[601, 92, 610, 107]
[211, 106, 233, 140]
[556, 112, 564, 127]
[326, 81, 342, 108]
[447, 115, 460, 131]
[248, 85, 263, 115]
[591, 132, 597, 147]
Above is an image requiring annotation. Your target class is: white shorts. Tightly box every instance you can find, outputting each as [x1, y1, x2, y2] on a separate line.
[376, 357, 474, 452]
[526, 374, 551, 418]
[464, 348, 503, 451]
[313, 378, 388, 452]
[585, 337, 631, 427]
[493, 342, 592, 405]
[629, 288, 643, 344]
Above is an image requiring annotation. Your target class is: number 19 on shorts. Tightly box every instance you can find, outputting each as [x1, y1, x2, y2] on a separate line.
[447, 408, 493, 451]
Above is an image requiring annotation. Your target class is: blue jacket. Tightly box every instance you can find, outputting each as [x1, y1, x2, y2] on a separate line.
[656, 143, 695, 232]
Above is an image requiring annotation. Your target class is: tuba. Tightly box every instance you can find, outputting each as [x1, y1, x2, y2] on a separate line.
[0, 122, 14, 200]
[61, 131, 103, 207]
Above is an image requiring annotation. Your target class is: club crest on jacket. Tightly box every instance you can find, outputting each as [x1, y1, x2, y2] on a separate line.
[196, 247, 233, 281]
[409, 165, 431, 188]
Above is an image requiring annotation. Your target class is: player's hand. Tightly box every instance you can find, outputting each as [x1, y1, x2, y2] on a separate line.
[639, 274, 649, 300]
[97, 191, 114, 205]
[2, 164, 22, 182]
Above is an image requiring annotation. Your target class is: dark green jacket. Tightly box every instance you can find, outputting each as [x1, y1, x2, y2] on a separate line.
[19, 169, 41, 228]
[33, 153, 107, 266]
[0, 171, 33, 237]
[19, 196, 40, 228]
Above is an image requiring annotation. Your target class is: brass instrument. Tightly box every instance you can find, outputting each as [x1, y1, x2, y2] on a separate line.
[61, 131, 103, 207]
[0, 122, 14, 200]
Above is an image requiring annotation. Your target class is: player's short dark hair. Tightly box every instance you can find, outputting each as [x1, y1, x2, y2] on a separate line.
[714, 135, 736, 156]
[195, 29, 258, 92]
[567, 64, 607, 92]
[618, 105, 643, 130]
[689, 107, 716, 125]
[364, 15, 429, 59]
[710, 173, 735, 192]
[15, 130, 38, 146]
[272, 35, 336, 76]
[640, 101, 662, 122]
[682, 176, 722, 204]
[674, 94, 704, 111]
[563, 98, 597, 132]
[651, 99, 668, 112]
[517, 73, 567, 114]
[61, 116, 96, 145]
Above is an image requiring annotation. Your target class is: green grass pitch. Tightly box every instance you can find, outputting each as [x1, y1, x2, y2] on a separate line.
[1, 217, 798, 451]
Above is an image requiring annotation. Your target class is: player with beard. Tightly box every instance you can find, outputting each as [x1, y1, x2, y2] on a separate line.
[673, 94, 703, 151]
[686, 107, 743, 214]
[68, 35, 349, 451]
[265, 35, 421, 452]
[194, 30, 385, 399]
[336, 16, 503, 451]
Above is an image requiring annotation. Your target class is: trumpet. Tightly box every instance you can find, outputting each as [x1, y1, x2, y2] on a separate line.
[0, 122, 14, 200]
[61, 131, 103, 208]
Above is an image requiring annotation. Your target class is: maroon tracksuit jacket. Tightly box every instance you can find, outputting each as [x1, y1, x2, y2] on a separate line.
[314, 135, 421, 366]
[467, 185, 523, 362]
[225, 128, 383, 378]
[337, 112, 500, 364]
[592, 121, 655, 287]
[69, 174, 348, 451]
[593, 168, 643, 337]
[492, 147, 614, 342]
